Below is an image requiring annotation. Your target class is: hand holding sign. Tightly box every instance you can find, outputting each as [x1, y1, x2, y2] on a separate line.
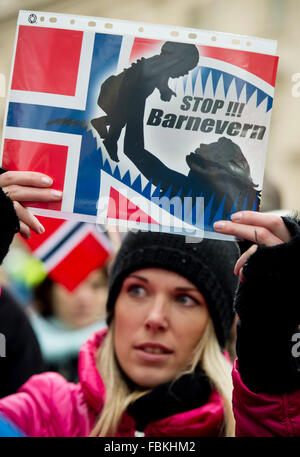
[0, 171, 62, 238]
[213, 210, 291, 282]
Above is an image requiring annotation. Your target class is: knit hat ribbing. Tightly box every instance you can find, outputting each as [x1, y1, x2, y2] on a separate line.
[106, 231, 240, 348]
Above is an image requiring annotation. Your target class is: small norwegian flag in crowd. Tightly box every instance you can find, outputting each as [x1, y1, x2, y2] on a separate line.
[21, 216, 115, 291]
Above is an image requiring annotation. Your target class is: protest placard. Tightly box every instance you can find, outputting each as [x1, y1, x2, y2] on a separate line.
[0, 11, 278, 239]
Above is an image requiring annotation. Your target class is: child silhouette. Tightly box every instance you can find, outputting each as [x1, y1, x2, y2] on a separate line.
[91, 41, 199, 162]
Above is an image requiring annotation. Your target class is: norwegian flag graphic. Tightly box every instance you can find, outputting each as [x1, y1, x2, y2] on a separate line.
[21, 216, 114, 291]
[1, 18, 278, 238]
[2, 25, 123, 217]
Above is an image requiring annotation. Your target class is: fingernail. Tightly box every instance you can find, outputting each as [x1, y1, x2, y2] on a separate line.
[41, 177, 53, 185]
[39, 224, 45, 234]
[51, 190, 62, 198]
[231, 212, 242, 221]
[213, 222, 226, 230]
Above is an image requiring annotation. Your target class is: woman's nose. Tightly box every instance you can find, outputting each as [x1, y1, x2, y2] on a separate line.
[144, 297, 169, 332]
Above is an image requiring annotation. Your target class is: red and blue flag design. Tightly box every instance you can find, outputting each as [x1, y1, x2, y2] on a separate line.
[1, 16, 279, 237]
[3, 26, 123, 217]
[21, 216, 113, 291]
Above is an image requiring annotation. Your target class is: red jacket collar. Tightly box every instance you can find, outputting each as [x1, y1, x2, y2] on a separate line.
[78, 328, 225, 436]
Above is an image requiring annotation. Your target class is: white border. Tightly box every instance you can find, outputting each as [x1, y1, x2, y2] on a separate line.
[17, 10, 277, 56]
[9, 31, 95, 110]
[4, 127, 81, 212]
[27, 207, 97, 223]
[116, 35, 135, 74]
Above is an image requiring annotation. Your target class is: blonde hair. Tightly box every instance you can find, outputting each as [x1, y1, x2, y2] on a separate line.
[89, 318, 235, 437]
[185, 320, 235, 437]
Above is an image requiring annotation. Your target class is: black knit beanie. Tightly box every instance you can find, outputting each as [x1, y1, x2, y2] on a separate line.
[106, 231, 240, 348]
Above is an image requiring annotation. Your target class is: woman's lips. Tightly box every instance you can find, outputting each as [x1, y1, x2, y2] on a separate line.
[134, 343, 173, 362]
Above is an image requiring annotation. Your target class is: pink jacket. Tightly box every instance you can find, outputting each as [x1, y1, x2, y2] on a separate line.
[232, 359, 300, 436]
[0, 329, 225, 437]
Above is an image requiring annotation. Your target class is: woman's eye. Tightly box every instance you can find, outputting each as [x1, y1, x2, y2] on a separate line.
[128, 285, 146, 297]
[176, 294, 198, 307]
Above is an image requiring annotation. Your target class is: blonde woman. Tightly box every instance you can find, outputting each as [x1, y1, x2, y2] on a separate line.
[0, 224, 239, 437]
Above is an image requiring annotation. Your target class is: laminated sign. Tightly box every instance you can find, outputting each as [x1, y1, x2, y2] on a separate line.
[1, 11, 279, 239]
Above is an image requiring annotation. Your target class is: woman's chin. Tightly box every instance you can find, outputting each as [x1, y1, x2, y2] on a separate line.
[129, 369, 175, 389]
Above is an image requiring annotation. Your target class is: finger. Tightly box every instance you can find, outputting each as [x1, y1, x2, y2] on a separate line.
[0, 171, 53, 188]
[213, 220, 283, 246]
[230, 211, 291, 243]
[19, 221, 31, 239]
[234, 244, 258, 276]
[13, 201, 45, 234]
[2, 185, 62, 202]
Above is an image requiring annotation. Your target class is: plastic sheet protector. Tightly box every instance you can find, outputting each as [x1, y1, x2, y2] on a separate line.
[1, 11, 279, 239]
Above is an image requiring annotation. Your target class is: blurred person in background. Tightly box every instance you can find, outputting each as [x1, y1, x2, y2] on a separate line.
[0, 168, 110, 382]
[29, 267, 108, 382]
[0, 169, 60, 435]
[0, 182, 45, 399]
[260, 174, 282, 213]
[0, 285, 45, 398]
